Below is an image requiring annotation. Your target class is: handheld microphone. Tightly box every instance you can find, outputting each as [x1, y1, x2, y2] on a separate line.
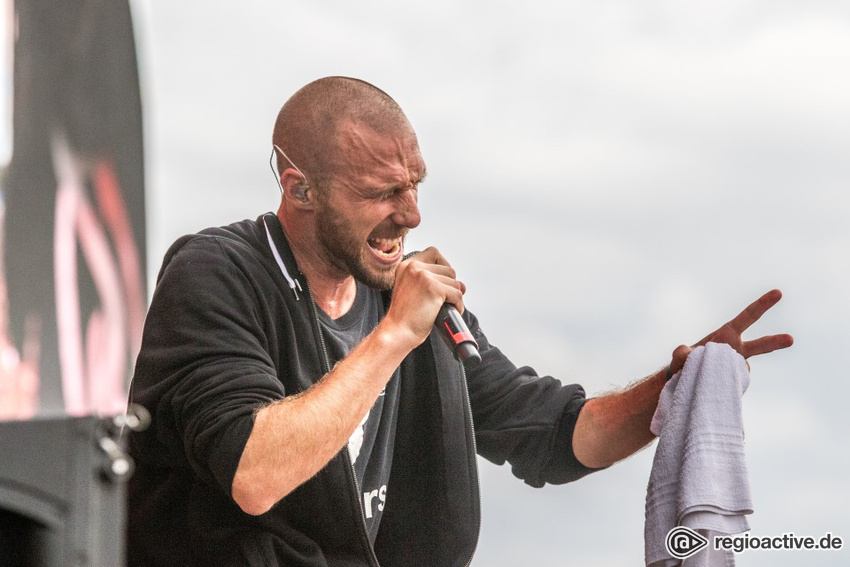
[402, 251, 481, 368]
[435, 303, 482, 368]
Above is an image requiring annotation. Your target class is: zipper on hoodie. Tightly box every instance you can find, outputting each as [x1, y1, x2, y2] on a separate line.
[302, 276, 382, 567]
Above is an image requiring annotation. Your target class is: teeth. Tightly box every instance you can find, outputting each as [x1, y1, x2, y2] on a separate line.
[369, 237, 401, 256]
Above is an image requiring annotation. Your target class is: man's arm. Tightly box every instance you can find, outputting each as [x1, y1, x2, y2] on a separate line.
[572, 289, 794, 469]
[232, 322, 411, 515]
[232, 248, 464, 516]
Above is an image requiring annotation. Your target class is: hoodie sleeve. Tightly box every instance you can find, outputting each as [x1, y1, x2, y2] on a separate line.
[129, 235, 286, 497]
[462, 309, 601, 487]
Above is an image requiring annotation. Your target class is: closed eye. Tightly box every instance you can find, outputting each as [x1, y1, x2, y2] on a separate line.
[373, 169, 425, 201]
[376, 185, 418, 201]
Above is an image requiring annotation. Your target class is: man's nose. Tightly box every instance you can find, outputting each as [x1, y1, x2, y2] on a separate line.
[390, 188, 421, 229]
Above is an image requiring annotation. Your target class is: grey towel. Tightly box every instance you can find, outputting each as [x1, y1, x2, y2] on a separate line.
[645, 342, 753, 567]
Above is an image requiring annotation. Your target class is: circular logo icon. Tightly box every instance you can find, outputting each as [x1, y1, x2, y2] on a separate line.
[665, 526, 709, 560]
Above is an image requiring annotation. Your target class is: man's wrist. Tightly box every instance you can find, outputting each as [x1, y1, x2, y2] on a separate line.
[371, 319, 420, 360]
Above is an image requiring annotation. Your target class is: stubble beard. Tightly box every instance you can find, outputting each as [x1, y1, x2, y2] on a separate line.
[315, 201, 402, 291]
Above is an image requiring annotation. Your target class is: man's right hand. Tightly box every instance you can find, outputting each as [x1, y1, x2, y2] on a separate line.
[383, 246, 466, 350]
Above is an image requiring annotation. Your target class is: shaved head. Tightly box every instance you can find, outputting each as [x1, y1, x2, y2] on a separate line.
[272, 77, 415, 189]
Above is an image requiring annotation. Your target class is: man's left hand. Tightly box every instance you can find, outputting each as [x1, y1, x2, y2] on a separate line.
[668, 289, 794, 377]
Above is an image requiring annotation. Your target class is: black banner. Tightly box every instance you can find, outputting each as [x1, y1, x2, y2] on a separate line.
[1, 0, 146, 418]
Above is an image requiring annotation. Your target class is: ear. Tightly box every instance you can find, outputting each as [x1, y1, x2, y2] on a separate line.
[280, 168, 314, 210]
[293, 183, 310, 203]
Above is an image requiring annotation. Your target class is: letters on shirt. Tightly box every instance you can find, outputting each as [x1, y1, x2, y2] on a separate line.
[362, 484, 387, 519]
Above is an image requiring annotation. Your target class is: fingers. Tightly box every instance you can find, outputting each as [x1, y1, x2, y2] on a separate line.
[410, 246, 451, 268]
[743, 333, 794, 358]
[401, 247, 466, 298]
[403, 248, 456, 278]
[683, 289, 791, 371]
[440, 280, 466, 314]
[432, 273, 466, 295]
[401, 265, 465, 311]
[403, 260, 456, 280]
[394, 248, 466, 306]
[729, 289, 783, 334]
[668, 344, 694, 377]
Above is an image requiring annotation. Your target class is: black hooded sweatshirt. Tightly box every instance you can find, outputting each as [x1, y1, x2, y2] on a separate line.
[127, 213, 595, 567]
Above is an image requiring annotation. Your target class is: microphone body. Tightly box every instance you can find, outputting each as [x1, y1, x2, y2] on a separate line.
[436, 303, 481, 368]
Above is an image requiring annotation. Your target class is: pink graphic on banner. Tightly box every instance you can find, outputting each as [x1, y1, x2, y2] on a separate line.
[53, 135, 145, 416]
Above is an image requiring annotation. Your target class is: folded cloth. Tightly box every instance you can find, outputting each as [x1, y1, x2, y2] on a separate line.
[645, 342, 753, 567]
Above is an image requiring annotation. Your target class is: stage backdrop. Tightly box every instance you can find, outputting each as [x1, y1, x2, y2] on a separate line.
[0, 0, 145, 419]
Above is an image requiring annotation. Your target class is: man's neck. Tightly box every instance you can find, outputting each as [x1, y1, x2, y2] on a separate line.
[303, 269, 357, 320]
[277, 215, 357, 319]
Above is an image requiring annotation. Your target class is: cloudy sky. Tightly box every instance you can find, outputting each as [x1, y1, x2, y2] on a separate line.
[134, 1, 849, 565]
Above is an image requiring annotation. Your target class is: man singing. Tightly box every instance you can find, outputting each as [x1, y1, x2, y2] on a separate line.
[127, 76, 792, 566]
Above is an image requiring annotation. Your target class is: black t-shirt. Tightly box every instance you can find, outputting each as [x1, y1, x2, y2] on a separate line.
[314, 281, 400, 544]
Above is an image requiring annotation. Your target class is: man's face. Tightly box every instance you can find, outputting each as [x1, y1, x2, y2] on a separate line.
[312, 120, 426, 290]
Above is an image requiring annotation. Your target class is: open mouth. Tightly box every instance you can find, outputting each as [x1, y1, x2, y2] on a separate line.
[367, 236, 403, 262]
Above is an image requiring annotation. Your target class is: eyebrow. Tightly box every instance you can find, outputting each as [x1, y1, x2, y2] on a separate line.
[384, 167, 427, 191]
[368, 167, 428, 196]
